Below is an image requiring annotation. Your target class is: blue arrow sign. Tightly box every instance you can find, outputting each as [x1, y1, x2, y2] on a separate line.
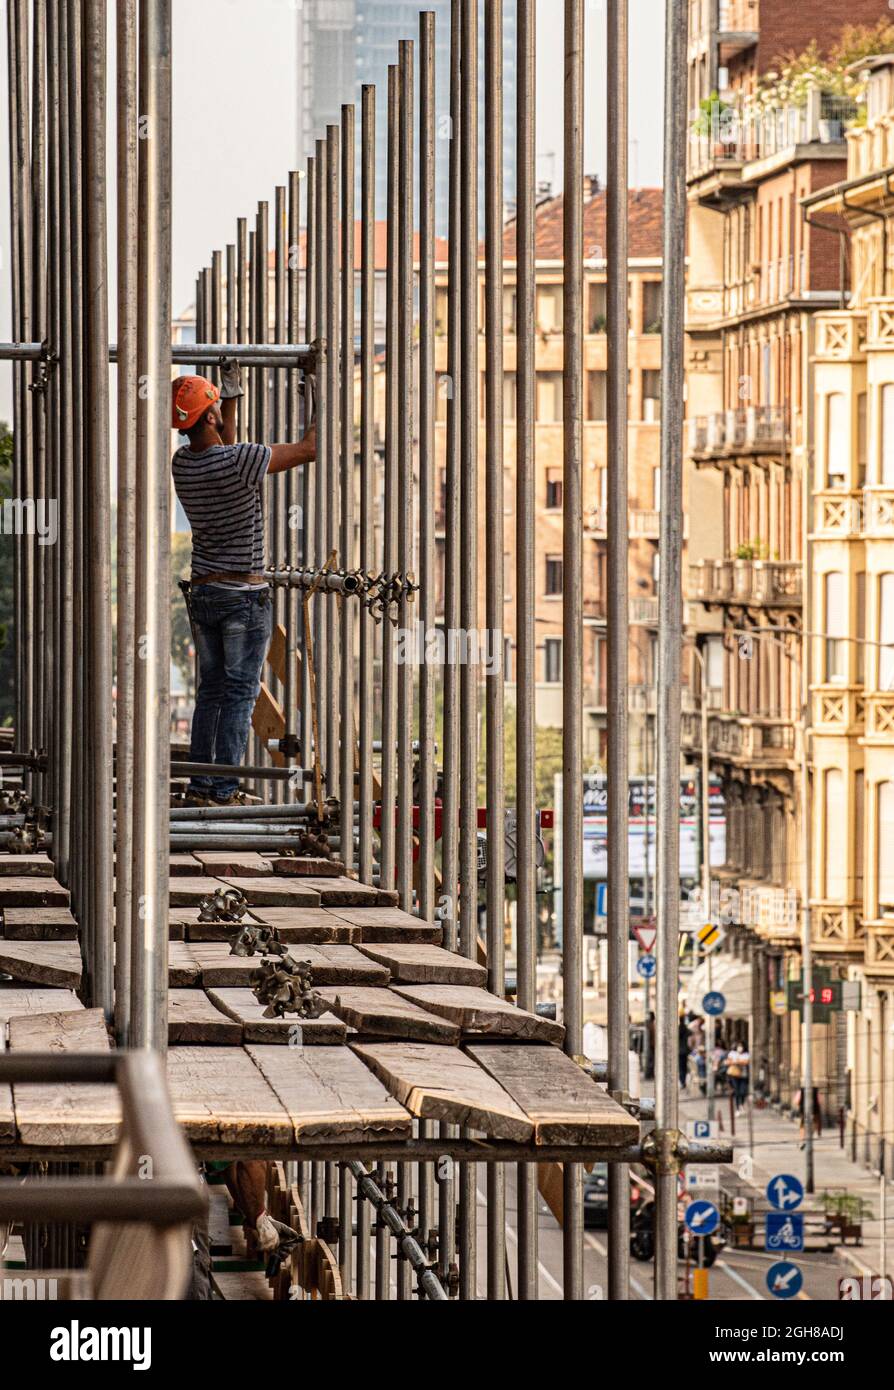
[702, 991, 726, 1016]
[636, 954, 657, 980]
[766, 1212, 804, 1254]
[684, 1200, 720, 1236]
[596, 882, 608, 920]
[766, 1174, 804, 1211]
[766, 1261, 803, 1299]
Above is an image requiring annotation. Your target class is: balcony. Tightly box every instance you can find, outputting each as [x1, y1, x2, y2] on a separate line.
[865, 694, 894, 740]
[811, 903, 864, 953]
[682, 711, 796, 766]
[864, 488, 894, 539]
[813, 490, 864, 538]
[848, 116, 894, 182]
[688, 406, 789, 460]
[688, 559, 801, 607]
[739, 880, 800, 938]
[812, 687, 866, 735]
[689, 89, 857, 191]
[629, 596, 659, 626]
[863, 923, 894, 976]
[814, 311, 866, 363]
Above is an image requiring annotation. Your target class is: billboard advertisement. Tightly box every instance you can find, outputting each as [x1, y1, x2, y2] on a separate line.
[583, 775, 726, 882]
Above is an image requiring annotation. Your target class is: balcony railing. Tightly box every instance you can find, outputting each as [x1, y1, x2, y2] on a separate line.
[629, 596, 659, 626]
[688, 406, 788, 458]
[690, 91, 858, 178]
[682, 711, 796, 763]
[864, 488, 894, 538]
[813, 491, 864, 537]
[688, 559, 801, 607]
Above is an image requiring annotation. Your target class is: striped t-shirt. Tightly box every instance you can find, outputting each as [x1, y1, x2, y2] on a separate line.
[172, 441, 272, 578]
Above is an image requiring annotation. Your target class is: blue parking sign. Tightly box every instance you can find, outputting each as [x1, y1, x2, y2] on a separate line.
[765, 1212, 804, 1254]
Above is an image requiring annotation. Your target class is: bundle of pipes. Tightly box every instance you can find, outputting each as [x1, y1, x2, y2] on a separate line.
[4, 0, 694, 1303]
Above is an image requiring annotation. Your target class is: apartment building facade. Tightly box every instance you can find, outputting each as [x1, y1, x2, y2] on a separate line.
[431, 185, 666, 778]
[802, 54, 894, 1172]
[683, 3, 887, 1115]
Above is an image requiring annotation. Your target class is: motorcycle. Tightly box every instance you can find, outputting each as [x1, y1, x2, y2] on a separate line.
[629, 1195, 723, 1266]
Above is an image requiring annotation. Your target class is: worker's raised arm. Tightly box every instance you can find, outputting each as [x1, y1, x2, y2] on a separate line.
[268, 423, 316, 475]
[218, 359, 243, 446]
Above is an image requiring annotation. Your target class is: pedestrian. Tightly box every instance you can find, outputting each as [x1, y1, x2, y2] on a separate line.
[171, 364, 316, 806]
[678, 1013, 691, 1089]
[726, 1041, 750, 1109]
[795, 1085, 822, 1147]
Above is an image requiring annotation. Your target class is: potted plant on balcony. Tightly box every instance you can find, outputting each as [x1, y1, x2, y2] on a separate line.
[692, 91, 735, 157]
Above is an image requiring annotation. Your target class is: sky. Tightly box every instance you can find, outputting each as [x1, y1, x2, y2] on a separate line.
[0, 0, 665, 417]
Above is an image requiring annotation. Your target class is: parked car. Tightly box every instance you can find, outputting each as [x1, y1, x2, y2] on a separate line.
[583, 1166, 644, 1230]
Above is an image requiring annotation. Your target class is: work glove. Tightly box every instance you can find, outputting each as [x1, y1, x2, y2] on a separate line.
[219, 356, 244, 400]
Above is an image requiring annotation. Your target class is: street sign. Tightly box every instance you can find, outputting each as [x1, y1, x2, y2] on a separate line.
[686, 1167, 720, 1192]
[732, 1196, 748, 1217]
[687, 1119, 715, 1141]
[697, 922, 726, 954]
[770, 990, 788, 1016]
[633, 922, 657, 953]
[766, 1212, 805, 1254]
[636, 955, 657, 980]
[702, 991, 726, 1016]
[596, 882, 607, 928]
[684, 1200, 720, 1236]
[766, 1174, 804, 1211]
[766, 1261, 803, 1299]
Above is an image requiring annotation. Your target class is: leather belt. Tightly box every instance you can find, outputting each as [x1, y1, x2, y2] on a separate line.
[192, 572, 267, 586]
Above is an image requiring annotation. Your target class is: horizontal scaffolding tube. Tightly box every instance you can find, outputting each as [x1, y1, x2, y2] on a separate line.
[168, 801, 324, 822]
[0, 341, 316, 366]
[169, 761, 312, 782]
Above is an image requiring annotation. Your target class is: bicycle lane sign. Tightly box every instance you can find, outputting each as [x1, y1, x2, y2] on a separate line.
[765, 1211, 804, 1253]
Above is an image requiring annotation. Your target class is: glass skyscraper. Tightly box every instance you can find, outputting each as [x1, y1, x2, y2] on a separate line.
[297, 1, 518, 234]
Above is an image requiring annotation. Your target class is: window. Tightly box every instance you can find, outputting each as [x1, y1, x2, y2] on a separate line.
[545, 469, 563, 510]
[503, 287, 517, 334]
[545, 555, 564, 597]
[435, 287, 448, 335]
[642, 370, 661, 422]
[826, 393, 848, 488]
[536, 372, 563, 423]
[642, 280, 662, 334]
[502, 371, 517, 423]
[824, 769, 846, 899]
[857, 572, 866, 686]
[544, 637, 562, 684]
[879, 782, 894, 911]
[652, 467, 662, 511]
[882, 383, 894, 485]
[588, 282, 607, 334]
[858, 392, 867, 486]
[880, 573, 894, 692]
[824, 571, 847, 682]
[587, 370, 607, 422]
[536, 285, 563, 333]
[855, 770, 865, 900]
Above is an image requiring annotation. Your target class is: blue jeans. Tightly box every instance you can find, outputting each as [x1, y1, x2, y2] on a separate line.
[188, 587, 272, 801]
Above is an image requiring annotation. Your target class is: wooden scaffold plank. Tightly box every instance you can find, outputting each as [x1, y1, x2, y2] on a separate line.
[0, 941, 83, 989]
[166, 1046, 293, 1147]
[391, 985, 565, 1044]
[206, 989, 347, 1045]
[247, 1043, 412, 1146]
[315, 986, 461, 1042]
[7, 1009, 120, 1147]
[167, 990, 243, 1045]
[356, 943, 486, 986]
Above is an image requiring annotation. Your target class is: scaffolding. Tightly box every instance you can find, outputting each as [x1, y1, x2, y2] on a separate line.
[0, 0, 712, 1301]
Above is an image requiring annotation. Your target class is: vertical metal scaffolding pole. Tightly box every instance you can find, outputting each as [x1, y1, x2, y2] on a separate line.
[379, 68, 399, 893]
[285, 171, 301, 762]
[114, 0, 138, 1044]
[131, 0, 172, 1050]
[654, 0, 688, 1301]
[396, 40, 414, 913]
[313, 141, 327, 784]
[562, 0, 585, 1302]
[301, 156, 316, 773]
[340, 101, 356, 872]
[55, 0, 74, 882]
[82, 0, 114, 1019]
[325, 125, 340, 797]
[45, 0, 59, 833]
[440, 0, 462, 955]
[358, 88, 376, 887]
[30, 0, 47, 774]
[417, 12, 436, 924]
[68, 0, 85, 921]
[484, 0, 506, 1301]
[515, 0, 538, 1302]
[606, 0, 631, 1302]
[458, 0, 478, 1302]
[273, 187, 287, 807]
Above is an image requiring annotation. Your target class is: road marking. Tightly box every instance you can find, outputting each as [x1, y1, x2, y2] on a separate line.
[476, 1186, 564, 1298]
[715, 1259, 765, 1300]
[583, 1233, 653, 1301]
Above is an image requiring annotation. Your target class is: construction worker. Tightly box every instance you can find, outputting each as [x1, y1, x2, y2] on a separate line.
[171, 361, 315, 806]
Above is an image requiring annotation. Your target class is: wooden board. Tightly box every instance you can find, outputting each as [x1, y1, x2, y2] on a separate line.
[269, 857, 345, 878]
[207, 906, 359, 943]
[168, 854, 201, 877]
[0, 988, 83, 1025]
[0, 940, 82, 988]
[218, 877, 321, 907]
[2, 907, 79, 940]
[247, 1043, 412, 1145]
[392, 985, 565, 1045]
[251, 683, 286, 768]
[0, 854, 55, 877]
[193, 852, 274, 878]
[291, 876, 381, 907]
[168, 941, 201, 987]
[352, 1042, 533, 1142]
[167, 990, 243, 1045]
[356, 943, 486, 986]
[327, 906, 442, 943]
[168, 877, 228, 907]
[466, 1044, 640, 1145]
[206, 988, 347, 1045]
[189, 942, 390, 989]
[0, 877, 70, 908]
[315, 986, 461, 1042]
[166, 1046, 292, 1147]
[7, 1008, 120, 1147]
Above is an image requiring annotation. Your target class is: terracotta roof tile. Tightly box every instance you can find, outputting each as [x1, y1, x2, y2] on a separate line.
[503, 187, 663, 262]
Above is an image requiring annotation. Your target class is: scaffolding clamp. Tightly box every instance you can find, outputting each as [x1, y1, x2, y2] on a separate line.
[641, 1126, 684, 1178]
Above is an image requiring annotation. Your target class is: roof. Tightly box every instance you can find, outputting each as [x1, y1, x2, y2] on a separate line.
[502, 186, 664, 263]
[268, 221, 450, 272]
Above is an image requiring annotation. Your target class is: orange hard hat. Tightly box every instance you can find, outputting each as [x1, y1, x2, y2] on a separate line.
[171, 375, 220, 431]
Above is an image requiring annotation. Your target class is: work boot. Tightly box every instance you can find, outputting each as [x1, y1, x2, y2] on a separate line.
[182, 791, 212, 808]
[211, 790, 249, 808]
